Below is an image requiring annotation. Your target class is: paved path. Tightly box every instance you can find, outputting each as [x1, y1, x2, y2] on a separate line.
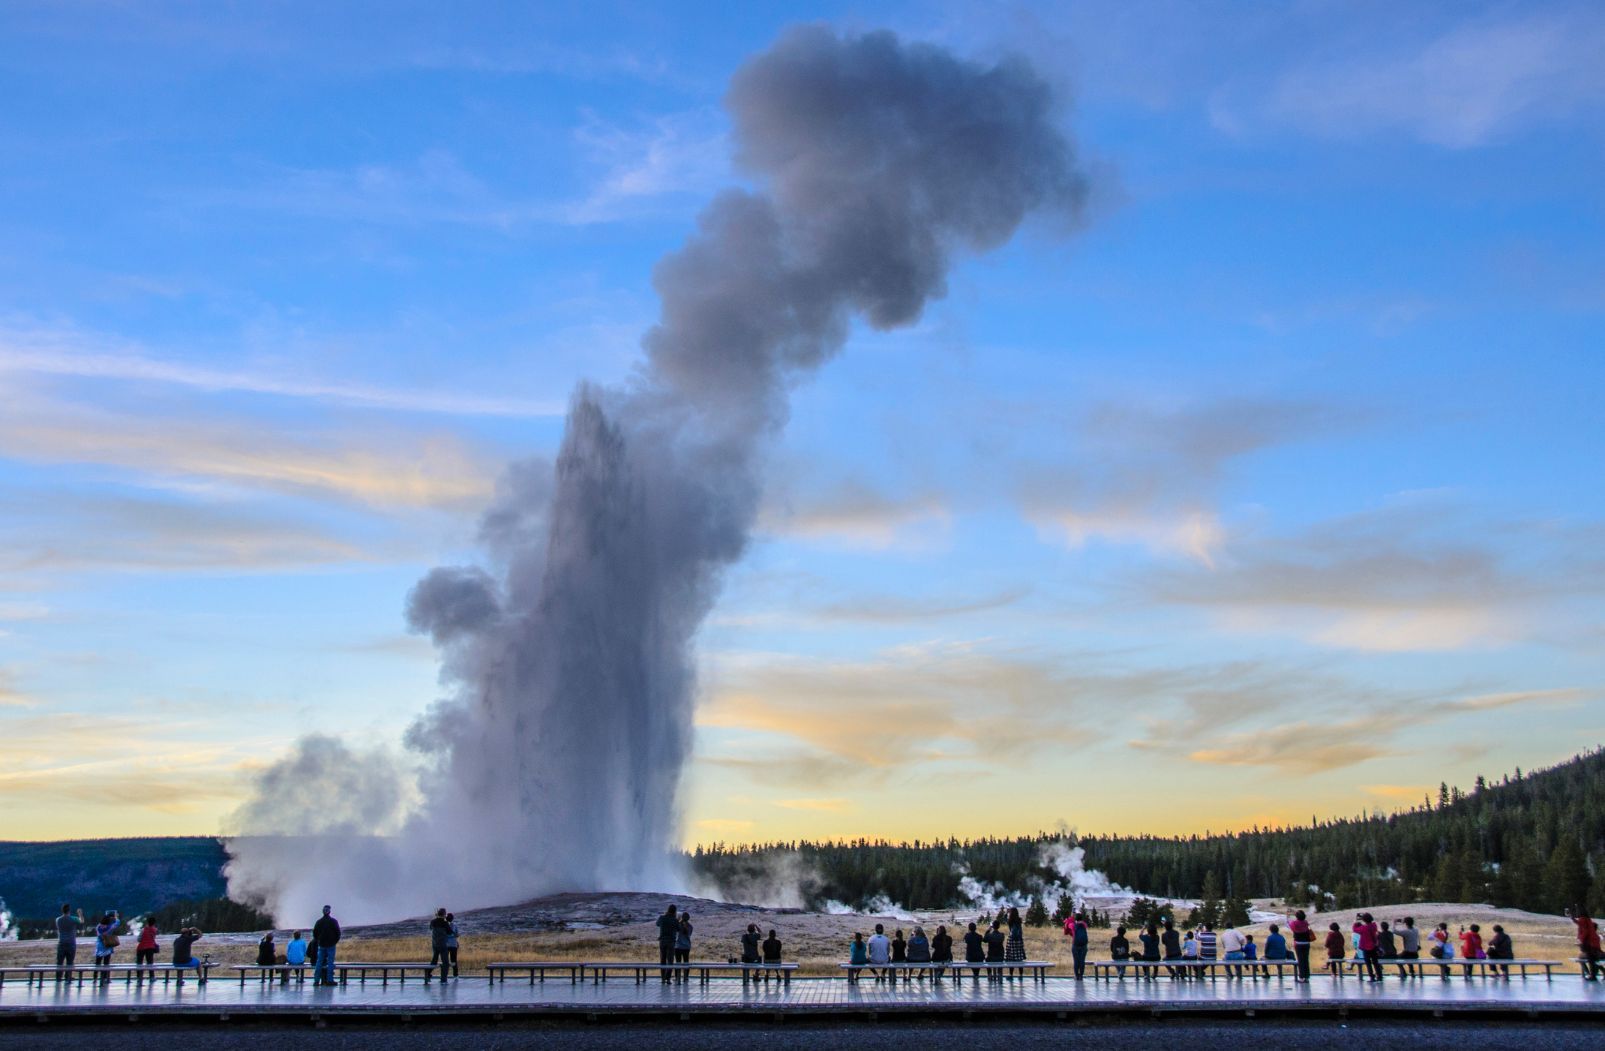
[3, 974, 1602, 1020]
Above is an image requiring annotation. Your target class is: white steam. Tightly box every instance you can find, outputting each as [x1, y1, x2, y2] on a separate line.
[224, 25, 1087, 925]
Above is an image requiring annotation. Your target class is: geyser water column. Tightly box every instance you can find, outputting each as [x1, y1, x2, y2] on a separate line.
[225, 24, 1089, 924]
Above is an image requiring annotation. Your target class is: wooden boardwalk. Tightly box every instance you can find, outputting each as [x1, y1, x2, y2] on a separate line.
[3, 974, 1604, 1021]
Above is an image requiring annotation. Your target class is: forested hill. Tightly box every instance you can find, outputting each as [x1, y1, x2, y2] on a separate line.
[691, 749, 1605, 915]
[0, 837, 227, 921]
[5, 750, 1602, 924]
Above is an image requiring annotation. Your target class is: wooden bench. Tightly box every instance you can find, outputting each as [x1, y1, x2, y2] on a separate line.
[0, 963, 212, 987]
[331, 962, 441, 985]
[486, 962, 587, 984]
[1329, 957, 1557, 980]
[841, 961, 1053, 983]
[1091, 959, 1300, 980]
[231, 964, 312, 985]
[584, 962, 797, 985]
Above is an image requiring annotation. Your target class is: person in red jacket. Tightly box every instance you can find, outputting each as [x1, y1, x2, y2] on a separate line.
[1324, 922, 1346, 974]
[1459, 923, 1484, 977]
[1573, 907, 1604, 980]
[1352, 913, 1382, 982]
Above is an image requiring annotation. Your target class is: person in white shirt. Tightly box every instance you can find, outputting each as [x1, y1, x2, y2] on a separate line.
[1219, 925, 1247, 976]
[866, 923, 892, 979]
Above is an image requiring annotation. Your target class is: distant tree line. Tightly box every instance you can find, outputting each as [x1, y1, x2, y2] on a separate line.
[690, 749, 1605, 916]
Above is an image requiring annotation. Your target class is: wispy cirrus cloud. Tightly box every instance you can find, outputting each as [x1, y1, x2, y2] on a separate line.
[0, 322, 562, 417]
[1022, 398, 1358, 565]
[1211, 11, 1605, 147]
[759, 478, 950, 550]
[0, 393, 495, 510]
[1139, 498, 1605, 651]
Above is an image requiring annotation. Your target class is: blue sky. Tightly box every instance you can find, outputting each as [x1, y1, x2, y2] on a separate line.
[2, 0, 1602, 842]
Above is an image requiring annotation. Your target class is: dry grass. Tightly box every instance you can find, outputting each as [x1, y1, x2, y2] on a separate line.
[0, 900, 1583, 974]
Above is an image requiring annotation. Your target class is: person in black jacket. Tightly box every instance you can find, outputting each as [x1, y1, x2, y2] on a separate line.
[256, 932, 280, 967]
[311, 906, 341, 987]
[429, 908, 452, 982]
[963, 922, 985, 963]
[1488, 924, 1514, 977]
[1109, 925, 1131, 977]
[931, 924, 954, 978]
[1161, 919, 1182, 979]
[655, 905, 679, 983]
[762, 929, 783, 964]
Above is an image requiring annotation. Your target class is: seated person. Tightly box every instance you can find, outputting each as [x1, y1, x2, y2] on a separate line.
[1243, 935, 1257, 961]
[1263, 924, 1287, 961]
[285, 931, 308, 966]
[1110, 926, 1131, 960]
[172, 927, 204, 971]
[906, 926, 931, 964]
[256, 932, 280, 966]
[849, 933, 868, 969]
[963, 923, 985, 963]
[762, 930, 783, 964]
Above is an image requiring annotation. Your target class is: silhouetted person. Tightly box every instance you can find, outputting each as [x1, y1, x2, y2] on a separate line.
[1288, 910, 1314, 983]
[312, 905, 340, 986]
[656, 904, 679, 983]
[446, 912, 460, 977]
[55, 905, 83, 980]
[257, 931, 280, 966]
[963, 922, 984, 963]
[430, 908, 452, 981]
[763, 929, 782, 963]
[172, 926, 204, 975]
[931, 924, 953, 978]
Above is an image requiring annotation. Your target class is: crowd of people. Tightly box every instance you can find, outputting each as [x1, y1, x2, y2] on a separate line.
[38, 897, 1605, 986]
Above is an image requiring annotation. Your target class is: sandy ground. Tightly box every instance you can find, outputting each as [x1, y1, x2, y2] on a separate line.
[0, 893, 1583, 975]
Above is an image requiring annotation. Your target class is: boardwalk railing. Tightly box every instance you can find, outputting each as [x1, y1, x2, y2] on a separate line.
[1091, 959, 1300, 980]
[1328, 957, 1559, 980]
[0, 963, 211, 987]
[584, 962, 796, 984]
[486, 962, 588, 984]
[841, 961, 1053, 983]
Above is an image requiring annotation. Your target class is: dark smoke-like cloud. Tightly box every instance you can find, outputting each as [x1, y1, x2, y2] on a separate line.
[226, 24, 1088, 924]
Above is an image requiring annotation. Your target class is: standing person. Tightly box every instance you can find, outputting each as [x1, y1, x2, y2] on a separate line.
[1005, 906, 1026, 976]
[655, 904, 679, 984]
[445, 913, 460, 978]
[1460, 923, 1484, 977]
[312, 905, 341, 987]
[1397, 916, 1421, 978]
[1487, 924, 1513, 978]
[1069, 912, 1090, 980]
[1324, 922, 1346, 974]
[171, 926, 204, 976]
[93, 911, 120, 984]
[134, 915, 159, 981]
[1161, 919, 1182, 979]
[1109, 925, 1130, 978]
[866, 923, 891, 980]
[1289, 911, 1314, 984]
[1574, 907, 1605, 980]
[680, 917, 699, 982]
[429, 908, 452, 982]
[55, 905, 84, 981]
[891, 928, 907, 964]
[963, 922, 985, 964]
[1353, 913, 1382, 982]
[931, 924, 953, 978]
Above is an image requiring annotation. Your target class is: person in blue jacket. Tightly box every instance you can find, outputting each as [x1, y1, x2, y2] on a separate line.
[1263, 923, 1288, 961]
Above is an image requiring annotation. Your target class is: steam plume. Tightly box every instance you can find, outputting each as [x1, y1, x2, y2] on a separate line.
[226, 24, 1087, 924]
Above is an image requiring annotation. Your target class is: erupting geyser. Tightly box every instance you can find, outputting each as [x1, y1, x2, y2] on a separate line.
[225, 24, 1089, 924]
